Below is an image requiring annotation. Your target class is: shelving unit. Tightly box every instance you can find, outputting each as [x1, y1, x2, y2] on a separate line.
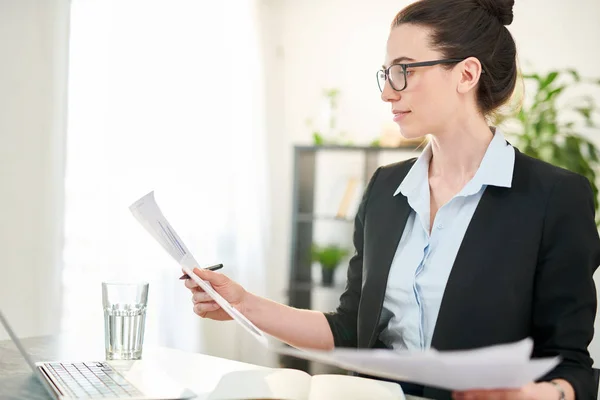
[280, 144, 420, 372]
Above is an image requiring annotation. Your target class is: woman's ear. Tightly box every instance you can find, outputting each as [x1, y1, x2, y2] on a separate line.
[456, 56, 483, 94]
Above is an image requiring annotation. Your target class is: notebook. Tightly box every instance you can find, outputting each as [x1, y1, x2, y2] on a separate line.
[206, 368, 405, 400]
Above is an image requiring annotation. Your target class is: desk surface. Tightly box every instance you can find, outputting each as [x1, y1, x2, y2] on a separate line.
[0, 335, 427, 400]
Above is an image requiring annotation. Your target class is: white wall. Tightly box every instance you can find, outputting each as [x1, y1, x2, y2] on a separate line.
[263, 0, 600, 359]
[259, 0, 289, 303]
[0, 0, 70, 340]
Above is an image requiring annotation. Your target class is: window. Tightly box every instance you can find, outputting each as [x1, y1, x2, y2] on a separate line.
[62, 0, 269, 362]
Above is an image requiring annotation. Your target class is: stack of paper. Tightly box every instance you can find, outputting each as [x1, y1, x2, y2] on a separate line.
[128, 191, 560, 392]
[274, 339, 559, 391]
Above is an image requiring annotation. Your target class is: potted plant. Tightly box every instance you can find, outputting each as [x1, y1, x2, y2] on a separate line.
[307, 88, 353, 146]
[495, 69, 600, 219]
[311, 244, 349, 287]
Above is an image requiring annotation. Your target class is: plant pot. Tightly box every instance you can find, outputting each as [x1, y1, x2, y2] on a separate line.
[321, 267, 335, 287]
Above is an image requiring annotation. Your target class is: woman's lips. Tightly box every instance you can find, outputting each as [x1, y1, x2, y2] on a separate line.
[393, 111, 411, 122]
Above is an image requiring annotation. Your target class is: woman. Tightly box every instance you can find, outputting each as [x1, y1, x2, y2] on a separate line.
[185, 0, 600, 399]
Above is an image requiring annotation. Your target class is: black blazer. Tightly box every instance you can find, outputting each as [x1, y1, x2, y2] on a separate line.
[324, 148, 600, 399]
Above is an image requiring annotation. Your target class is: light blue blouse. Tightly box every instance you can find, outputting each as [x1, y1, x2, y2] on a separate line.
[379, 129, 515, 351]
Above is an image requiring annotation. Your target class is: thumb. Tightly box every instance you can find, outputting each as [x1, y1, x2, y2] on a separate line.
[192, 267, 229, 286]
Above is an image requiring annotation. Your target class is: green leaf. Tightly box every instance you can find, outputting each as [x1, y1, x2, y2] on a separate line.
[544, 85, 566, 102]
[540, 71, 559, 91]
[312, 132, 324, 145]
[587, 142, 600, 162]
[576, 107, 592, 120]
[323, 88, 341, 109]
[311, 244, 349, 270]
[565, 135, 582, 151]
[517, 108, 527, 123]
[567, 68, 581, 82]
[323, 88, 340, 98]
[522, 144, 539, 159]
[522, 73, 541, 81]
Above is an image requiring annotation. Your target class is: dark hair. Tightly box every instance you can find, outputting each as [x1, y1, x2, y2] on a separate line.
[392, 0, 518, 116]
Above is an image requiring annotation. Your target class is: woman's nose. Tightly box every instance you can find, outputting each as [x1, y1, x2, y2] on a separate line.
[381, 79, 401, 102]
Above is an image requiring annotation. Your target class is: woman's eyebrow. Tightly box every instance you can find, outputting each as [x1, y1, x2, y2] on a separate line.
[383, 56, 416, 69]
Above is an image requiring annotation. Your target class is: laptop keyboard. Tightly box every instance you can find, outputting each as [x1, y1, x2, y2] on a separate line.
[45, 361, 144, 398]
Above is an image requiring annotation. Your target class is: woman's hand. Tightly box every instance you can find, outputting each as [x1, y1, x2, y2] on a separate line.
[452, 381, 569, 400]
[182, 267, 334, 350]
[184, 268, 248, 321]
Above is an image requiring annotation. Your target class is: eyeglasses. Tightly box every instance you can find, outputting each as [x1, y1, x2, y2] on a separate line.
[377, 58, 466, 92]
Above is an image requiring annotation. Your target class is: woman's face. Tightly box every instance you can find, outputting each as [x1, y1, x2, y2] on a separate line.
[381, 24, 461, 139]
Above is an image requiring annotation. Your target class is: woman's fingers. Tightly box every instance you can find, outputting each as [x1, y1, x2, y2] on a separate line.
[184, 278, 199, 289]
[193, 268, 229, 286]
[184, 268, 229, 289]
[190, 286, 205, 295]
[193, 301, 221, 316]
[191, 291, 212, 304]
[183, 268, 237, 321]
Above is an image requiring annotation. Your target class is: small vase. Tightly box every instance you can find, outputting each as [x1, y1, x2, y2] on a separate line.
[321, 267, 335, 287]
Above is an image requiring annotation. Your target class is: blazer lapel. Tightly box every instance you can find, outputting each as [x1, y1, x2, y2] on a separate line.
[359, 173, 413, 348]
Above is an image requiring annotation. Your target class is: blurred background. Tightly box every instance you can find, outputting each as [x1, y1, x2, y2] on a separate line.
[1, 0, 600, 374]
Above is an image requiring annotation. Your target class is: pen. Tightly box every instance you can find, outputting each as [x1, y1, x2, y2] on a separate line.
[179, 263, 223, 280]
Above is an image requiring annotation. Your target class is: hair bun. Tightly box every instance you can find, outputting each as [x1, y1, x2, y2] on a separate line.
[475, 0, 514, 25]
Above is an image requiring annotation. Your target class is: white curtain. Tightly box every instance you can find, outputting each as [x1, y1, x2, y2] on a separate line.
[0, 0, 70, 341]
[62, 0, 270, 365]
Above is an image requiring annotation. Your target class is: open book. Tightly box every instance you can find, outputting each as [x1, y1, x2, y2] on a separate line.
[206, 368, 405, 400]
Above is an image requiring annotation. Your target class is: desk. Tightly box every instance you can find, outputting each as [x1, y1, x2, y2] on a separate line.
[0, 336, 428, 400]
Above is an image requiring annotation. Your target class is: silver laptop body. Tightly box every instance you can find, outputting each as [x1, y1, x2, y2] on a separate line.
[0, 310, 196, 399]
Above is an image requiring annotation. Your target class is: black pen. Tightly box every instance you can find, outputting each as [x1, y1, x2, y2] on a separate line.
[179, 263, 223, 280]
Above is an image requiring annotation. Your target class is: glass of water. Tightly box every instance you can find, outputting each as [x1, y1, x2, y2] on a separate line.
[102, 282, 149, 360]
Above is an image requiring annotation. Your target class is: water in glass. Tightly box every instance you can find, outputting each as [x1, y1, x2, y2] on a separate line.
[102, 282, 149, 360]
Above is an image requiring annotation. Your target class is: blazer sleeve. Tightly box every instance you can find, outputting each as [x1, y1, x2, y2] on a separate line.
[323, 167, 382, 348]
[533, 173, 600, 399]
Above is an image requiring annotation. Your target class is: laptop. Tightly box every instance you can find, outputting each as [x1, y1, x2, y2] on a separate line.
[0, 310, 196, 399]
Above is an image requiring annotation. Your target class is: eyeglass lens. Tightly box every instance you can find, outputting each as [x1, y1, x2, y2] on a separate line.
[377, 65, 406, 92]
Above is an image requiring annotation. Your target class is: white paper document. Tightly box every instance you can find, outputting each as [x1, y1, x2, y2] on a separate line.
[128, 191, 560, 392]
[129, 191, 269, 347]
[275, 338, 560, 391]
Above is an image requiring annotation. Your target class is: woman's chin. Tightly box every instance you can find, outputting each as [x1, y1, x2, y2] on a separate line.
[398, 127, 427, 141]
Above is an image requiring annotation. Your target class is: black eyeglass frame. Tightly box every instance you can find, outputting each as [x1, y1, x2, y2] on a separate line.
[377, 58, 471, 92]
